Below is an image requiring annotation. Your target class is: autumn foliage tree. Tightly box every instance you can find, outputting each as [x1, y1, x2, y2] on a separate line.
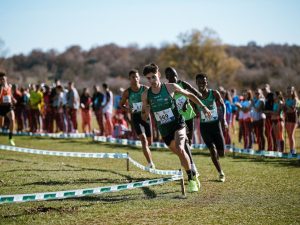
[159, 28, 243, 86]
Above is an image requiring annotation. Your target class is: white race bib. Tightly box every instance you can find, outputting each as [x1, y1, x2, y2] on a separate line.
[201, 106, 218, 122]
[3, 95, 11, 103]
[176, 96, 187, 110]
[132, 102, 142, 113]
[154, 108, 175, 124]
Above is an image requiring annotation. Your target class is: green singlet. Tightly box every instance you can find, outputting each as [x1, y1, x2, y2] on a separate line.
[197, 89, 219, 123]
[147, 84, 183, 137]
[128, 86, 145, 114]
[174, 81, 196, 121]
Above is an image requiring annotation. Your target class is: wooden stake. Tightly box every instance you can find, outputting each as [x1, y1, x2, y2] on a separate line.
[179, 169, 186, 196]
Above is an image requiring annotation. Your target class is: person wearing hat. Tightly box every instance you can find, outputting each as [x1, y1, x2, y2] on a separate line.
[119, 69, 155, 168]
[142, 63, 211, 192]
[0, 71, 16, 146]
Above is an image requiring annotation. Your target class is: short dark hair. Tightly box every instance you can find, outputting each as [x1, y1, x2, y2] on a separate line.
[195, 73, 208, 81]
[143, 63, 159, 76]
[0, 71, 6, 77]
[165, 67, 178, 78]
[128, 69, 138, 77]
[103, 83, 108, 89]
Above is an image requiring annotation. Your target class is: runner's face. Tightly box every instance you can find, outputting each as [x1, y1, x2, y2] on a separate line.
[130, 73, 140, 85]
[196, 78, 207, 92]
[166, 74, 177, 83]
[146, 72, 160, 87]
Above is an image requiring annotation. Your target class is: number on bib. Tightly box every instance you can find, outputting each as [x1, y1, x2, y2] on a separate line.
[154, 108, 175, 124]
[132, 102, 142, 113]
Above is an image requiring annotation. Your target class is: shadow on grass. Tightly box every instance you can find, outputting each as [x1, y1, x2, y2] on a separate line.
[0, 189, 180, 219]
[231, 155, 300, 168]
[17, 164, 161, 200]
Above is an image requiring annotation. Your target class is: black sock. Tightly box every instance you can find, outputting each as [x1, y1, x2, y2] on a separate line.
[9, 132, 12, 140]
[186, 170, 196, 181]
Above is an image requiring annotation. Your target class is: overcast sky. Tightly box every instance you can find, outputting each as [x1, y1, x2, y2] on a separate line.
[1, 0, 299, 56]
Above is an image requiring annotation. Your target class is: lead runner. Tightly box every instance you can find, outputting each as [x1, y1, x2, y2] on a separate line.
[141, 63, 211, 192]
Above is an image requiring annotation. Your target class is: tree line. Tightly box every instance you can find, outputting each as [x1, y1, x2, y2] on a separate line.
[1, 29, 299, 92]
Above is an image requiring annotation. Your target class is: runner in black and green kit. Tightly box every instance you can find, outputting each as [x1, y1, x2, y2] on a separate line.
[165, 67, 201, 175]
[142, 63, 211, 192]
[119, 69, 155, 168]
[196, 73, 226, 182]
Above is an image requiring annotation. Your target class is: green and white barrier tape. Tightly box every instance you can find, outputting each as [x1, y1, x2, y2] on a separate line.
[0, 145, 182, 176]
[0, 175, 183, 204]
[93, 136, 300, 159]
[1, 130, 298, 159]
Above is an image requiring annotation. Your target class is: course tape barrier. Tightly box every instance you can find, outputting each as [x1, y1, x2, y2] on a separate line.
[1, 130, 298, 159]
[0, 145, 182, 176]
[94, 136, 300, 159]
[0, 130, 93, 139]
[0, 175, 183, 204]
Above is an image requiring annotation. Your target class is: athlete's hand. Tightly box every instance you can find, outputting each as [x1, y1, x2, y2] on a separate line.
[203, 106, 211, 118]
[224, 120, 229, 129]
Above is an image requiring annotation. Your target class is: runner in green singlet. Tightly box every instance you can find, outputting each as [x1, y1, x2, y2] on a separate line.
[165, 67, 201, 175]
[141, 63, 211, 192]
[196, 73, 226, 182]
[119, 69, 155, 168]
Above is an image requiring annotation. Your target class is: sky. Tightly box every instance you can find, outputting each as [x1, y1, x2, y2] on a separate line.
[1, 0, 300, 56]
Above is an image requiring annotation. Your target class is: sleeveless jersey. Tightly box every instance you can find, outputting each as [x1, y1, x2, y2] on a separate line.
[128, 86, 145, 114]
[198, 89, 218, 123]
[0, 86, 12, 104]
[147, 84, 183, 137]
[174, 81, 196, 121]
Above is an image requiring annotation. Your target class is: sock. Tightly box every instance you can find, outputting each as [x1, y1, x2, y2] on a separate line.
[9, 132, 13, 140]
[186, 170, 196, 181]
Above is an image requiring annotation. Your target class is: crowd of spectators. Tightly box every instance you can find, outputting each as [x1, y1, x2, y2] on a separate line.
[2, 80, 299, 154]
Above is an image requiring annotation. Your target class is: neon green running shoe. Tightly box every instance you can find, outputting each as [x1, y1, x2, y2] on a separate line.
[194, 176, 201, 189]
[187, 180, 199, 192]
[219, 173, 225, 182]
[9, 139, 15, 146]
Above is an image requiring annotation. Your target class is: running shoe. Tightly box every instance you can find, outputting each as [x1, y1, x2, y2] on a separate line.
[219, 173, 225, 182]
[187, 179, 199, 192]
[9, 139, 15, 146]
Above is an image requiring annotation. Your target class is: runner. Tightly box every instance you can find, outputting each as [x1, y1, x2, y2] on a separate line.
[195, 73, 226, 182]
[0, 71, 16, 146]
[165, 67, 200, 174]
[142, 63, 211, 192]
[119, 69, 155, 168]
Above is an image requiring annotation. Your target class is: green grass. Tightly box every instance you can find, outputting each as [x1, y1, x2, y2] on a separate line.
[0, 135, 299, 225]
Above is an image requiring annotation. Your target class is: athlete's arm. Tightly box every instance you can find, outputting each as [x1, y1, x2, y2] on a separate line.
[141, 89, 150, 121]
[119, 89, 129, 111]
[181, 81, 202, 98]
[213, 90, 227, 127]
[169, 83, 211, 117]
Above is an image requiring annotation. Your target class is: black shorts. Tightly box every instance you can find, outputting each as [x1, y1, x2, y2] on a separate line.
[162, 122, 186, 146]
[132, 113, 151, 137]
[0, 105, 13, 117]
[200, 120, 225, 154]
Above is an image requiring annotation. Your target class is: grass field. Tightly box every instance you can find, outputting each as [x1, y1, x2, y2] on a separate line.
[0, 135, 299, 225]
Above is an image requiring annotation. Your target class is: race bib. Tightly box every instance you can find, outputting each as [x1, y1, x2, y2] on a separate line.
[3, 95, 11, 103]
[176, 96, 187, 110]
[154, 108, 175, 124]
[201, 107, 218, 122]
[132, 102, 142, 113]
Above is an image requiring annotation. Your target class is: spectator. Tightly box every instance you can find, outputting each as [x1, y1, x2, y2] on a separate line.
[80, 88, 92, 133]
[102, 83, 113, 136]
[92, 85, 104, 135]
